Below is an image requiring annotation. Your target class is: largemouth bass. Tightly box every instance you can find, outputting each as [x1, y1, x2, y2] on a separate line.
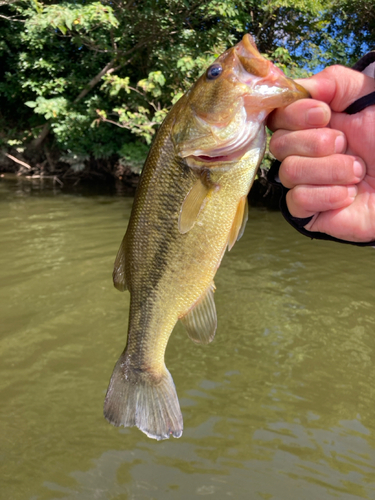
[104, 34, 308, 440]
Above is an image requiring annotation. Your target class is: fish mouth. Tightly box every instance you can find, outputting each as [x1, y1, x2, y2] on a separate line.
[182, 106, 266, 164]
[235, 34, 270, 79]
[187, 123, 265, 165]
[235, 34, 310, 105]
[178, 34, 309, 162]
[193, 154, 233, 163]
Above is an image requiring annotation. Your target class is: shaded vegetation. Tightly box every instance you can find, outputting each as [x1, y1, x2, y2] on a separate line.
[0, 0, 374, 182]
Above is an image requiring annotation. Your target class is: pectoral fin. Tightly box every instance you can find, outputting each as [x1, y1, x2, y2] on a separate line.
[178, 178, 210, 234]
[113, 236, 127, 291]
[180, 283, 217, 344]
[228, 196, 248, 251]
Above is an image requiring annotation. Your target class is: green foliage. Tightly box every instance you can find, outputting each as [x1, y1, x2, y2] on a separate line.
[25, 96, 68, 119]
[138, 72, 166, 98]
[98, 70, 169, 144]
[101, 75, 131, 96]
[25, 1, 118, 36]
[0, 0, 374, 170]
[118, 141, 150, 173]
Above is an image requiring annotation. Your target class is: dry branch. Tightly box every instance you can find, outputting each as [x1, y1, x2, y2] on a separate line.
[5, 153, 31, 170]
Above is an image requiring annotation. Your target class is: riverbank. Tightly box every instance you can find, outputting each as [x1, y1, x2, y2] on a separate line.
[0, 149, 140, 194]
[1, 151, 282, 208]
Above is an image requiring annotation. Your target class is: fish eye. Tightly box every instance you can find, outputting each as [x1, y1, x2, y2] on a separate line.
[206, 64, 223, 80]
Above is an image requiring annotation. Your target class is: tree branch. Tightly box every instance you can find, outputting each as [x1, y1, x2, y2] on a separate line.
[0, 0, 19, 5]
[74, 59, 116, 103]
[0, 13, 25, 21]
[5, 153, 31, 169]
[30, 122, 50, 149]
[73, 35, 160, 103]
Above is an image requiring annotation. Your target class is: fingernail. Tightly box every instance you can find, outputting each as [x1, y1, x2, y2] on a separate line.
[334, 134, 346, 154]
[306, 107, 329, 126]
[347, 185, 358, 199]
[353, 160, 364, 178]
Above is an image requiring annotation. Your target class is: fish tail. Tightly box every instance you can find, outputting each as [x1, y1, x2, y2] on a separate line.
[103, 354, 183, 440]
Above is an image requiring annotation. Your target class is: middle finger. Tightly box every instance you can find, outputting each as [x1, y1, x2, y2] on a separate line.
[270, 128, 346, 161]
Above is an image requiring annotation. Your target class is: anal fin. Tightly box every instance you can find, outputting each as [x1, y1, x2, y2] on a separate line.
[228, 195, 248, 251]
[180, 283, 217, 344]
[179, 178, 210, 234]
[113, 235, 127, 291]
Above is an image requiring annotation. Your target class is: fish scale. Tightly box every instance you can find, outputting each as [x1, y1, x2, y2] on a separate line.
[104, 34, 309, 440]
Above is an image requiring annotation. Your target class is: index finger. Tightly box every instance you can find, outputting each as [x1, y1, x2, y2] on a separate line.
[297, 66, 375, 111]
[267, 98, 331, 132]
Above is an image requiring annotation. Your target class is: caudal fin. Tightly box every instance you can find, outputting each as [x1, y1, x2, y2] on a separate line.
[103, 354, 183, 440]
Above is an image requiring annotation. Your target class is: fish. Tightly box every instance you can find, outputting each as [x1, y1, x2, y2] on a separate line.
[103, 34, 309, 440]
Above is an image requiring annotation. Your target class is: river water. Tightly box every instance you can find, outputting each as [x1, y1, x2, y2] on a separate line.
[1, 174, 375, 500]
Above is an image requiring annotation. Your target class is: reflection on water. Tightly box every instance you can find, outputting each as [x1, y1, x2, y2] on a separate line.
[1, 174, 375, 499]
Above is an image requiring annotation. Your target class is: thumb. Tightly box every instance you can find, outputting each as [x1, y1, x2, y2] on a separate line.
[295, 65, 374, 112]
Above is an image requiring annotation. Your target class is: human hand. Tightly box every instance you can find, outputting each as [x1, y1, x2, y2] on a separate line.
[267, 65, 375, 242]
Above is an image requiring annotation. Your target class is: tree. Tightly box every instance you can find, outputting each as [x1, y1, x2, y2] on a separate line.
[0, 0, 373, 177]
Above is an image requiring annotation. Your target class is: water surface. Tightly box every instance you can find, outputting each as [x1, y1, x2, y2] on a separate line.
[1, 175, 375, 499]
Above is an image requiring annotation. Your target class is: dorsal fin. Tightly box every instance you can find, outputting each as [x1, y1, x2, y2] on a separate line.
[178, 178, 210, 234]
[228, 195, 248, 251]
[180, 283, 217, 344]
[113, 236, 127, 291]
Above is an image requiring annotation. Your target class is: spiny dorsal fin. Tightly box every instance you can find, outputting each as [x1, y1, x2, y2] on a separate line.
[180, 283, 217, 344]
[178, 178, 210, 234]
[113, 236, 127, 291]
[228, 195, 249, 251]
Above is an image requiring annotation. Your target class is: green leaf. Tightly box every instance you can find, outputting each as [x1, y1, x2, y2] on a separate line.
[2, 0, 374, 163]
[57, 24, 67, 35]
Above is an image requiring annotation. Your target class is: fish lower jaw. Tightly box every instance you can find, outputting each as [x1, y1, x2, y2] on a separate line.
[183, 116, 265, 167]
[186, 135, 265, 168]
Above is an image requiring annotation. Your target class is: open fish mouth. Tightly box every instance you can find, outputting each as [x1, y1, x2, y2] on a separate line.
[235, 34, 309, 99]
[180, 105, 267, 163]
[187, 119, 266, 164]
[177, 34, 309, 163]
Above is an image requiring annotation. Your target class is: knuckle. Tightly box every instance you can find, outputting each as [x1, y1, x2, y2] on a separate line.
[327, 186, 345, 205]
[321, 65, 344, 80]
[269, 131, 285, 157]
[328, 159, 344, 184]
[289, 185, 306, 207]
[316, 132, 334, 155]
[306, 129, 335, 157]
[280, 157, 301, 186]
[329, 155, 355, 184]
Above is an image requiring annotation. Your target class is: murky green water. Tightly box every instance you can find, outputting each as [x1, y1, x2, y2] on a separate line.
[1, 174, 375, 500]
